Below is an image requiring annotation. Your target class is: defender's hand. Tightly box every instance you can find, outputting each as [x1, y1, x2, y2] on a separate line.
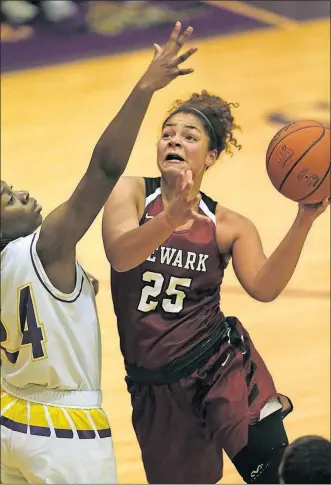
[139, 21, 197, 92]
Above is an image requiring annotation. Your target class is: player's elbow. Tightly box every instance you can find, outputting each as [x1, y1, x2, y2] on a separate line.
[110, 262, 131, 273]
[253, 288, 282, 302]
[101, 161, 125, 181]
[252, 292, 279, 303]
[92, 147, 125, 180]
[244, 284, 281, 303]
[104, 249, 131, 273]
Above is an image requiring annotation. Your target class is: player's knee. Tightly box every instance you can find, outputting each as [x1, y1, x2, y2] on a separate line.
[232, 410, 288, 484]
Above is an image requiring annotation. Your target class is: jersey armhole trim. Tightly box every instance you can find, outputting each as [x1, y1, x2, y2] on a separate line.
[139, 178, 162, 225]
[199, 198, 216, 225]
[30, 233, 84, 303]
[144, 177, 161, 207]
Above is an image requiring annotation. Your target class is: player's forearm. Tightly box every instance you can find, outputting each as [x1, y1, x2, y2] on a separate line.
[251, 215, 313, 301]
[107, 213, 175, 272]
[90, 82, 153, 178]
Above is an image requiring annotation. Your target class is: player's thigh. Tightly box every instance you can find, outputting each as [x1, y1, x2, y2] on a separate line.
[128, 379, 222, 484]
[0, 469, 29, 485]
[20, 434, 117, 484]
[1, 426, 28, 484]
[49, 436, 117, 484]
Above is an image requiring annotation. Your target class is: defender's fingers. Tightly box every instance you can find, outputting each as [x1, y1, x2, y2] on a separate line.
[153, 43, 162, 59]
[166, 21, 182, 47]
[175, 25, 194, 50]
[168, 47, 198, 67]
[171, 68, 195, 77]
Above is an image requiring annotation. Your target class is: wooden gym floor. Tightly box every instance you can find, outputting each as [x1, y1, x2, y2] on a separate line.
[1, 16, 330, 484]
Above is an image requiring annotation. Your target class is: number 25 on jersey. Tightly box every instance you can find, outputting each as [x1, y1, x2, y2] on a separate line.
[138, 271, 192, 313]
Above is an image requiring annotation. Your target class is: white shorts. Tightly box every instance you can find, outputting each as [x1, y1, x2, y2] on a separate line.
[1, 391, 117, 484]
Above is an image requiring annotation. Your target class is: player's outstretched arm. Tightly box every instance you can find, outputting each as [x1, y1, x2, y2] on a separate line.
[225, 198, 329, 302]
[37, 22, 197, 271]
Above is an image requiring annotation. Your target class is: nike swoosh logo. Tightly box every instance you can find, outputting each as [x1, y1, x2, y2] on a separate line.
[251, 464, 264, 478]
[145, 213, 153, 219]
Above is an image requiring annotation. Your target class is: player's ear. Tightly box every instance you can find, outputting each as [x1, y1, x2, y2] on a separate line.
[205, 150, 217, 169]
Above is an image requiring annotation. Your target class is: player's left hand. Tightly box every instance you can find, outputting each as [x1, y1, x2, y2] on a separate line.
[139, 21, 197, 92]
[297, 197, 330, 223]
[86, 271, 99, 296]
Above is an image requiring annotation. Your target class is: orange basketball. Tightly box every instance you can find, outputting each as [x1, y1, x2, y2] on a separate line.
[266, 120, 330, 204]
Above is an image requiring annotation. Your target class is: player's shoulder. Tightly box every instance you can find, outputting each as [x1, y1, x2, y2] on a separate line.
[216, 205, 247, 222]
[1, 233, 35, 260]
[115, 175, 145, 196]
[214, 205, 258, 252]
[108, 176, 146, 219]
[216, 204, 257, 235]
[1, 233, 36, 276]
[198, 189, 254, 230]
[119, 175, 163, 204]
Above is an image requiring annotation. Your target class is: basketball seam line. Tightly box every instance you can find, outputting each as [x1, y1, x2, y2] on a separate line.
[266, 123, 325, 169]
[278, 127, 326, 193]
[295, 161, 330, 202]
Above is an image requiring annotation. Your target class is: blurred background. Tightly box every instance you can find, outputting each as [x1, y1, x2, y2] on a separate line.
[1, 1, 330, 483]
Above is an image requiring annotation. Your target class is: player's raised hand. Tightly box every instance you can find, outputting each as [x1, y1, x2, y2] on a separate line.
[139, 21, 197, 92]
[164, 170, 210, 228]
[297, 197, 330, 223]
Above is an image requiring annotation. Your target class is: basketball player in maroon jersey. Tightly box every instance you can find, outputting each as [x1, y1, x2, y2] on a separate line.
[102, 86, 329, 481]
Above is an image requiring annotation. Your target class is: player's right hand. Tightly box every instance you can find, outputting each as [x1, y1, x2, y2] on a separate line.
[164, 170, 210, 228]
[138, 21, 197, 92]
[297, 196, 330, 223]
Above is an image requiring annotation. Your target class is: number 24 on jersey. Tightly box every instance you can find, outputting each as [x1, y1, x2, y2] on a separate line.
[1, 285, 47, 365]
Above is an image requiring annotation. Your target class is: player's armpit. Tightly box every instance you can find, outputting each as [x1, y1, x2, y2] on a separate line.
[102, 176, 143, 267]
[85, 271, 99, 296]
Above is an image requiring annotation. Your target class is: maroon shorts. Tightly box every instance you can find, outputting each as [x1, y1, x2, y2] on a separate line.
[126, 319, 288, 484]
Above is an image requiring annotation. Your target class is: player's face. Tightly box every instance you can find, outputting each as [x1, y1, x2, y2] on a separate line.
[0, 181, 43, 241]
[157, 112, 217, 178]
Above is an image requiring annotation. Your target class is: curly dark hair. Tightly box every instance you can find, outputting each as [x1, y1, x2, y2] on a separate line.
[280, 435, 331, 484]
[163, 90, 242, 158]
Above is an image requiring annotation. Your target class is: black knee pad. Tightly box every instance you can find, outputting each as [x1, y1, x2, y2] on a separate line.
[232, 410, 289, 484]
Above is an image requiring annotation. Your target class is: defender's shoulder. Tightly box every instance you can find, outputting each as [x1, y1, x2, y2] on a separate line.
[1, 233, 36, 275]
[1, 233, 35, 259]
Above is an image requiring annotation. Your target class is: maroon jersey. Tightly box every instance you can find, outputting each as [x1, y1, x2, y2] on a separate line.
[111, 177, 230, 368]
